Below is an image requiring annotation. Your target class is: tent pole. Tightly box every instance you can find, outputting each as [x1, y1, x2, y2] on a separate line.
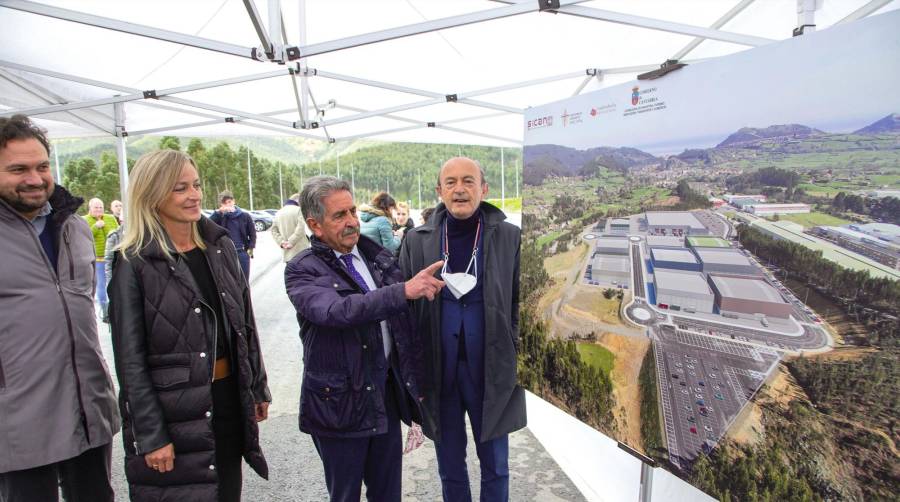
[3, 0, 261, 59]
[670, 0, 757, 60]
[247, 145, 254, 211]
[53, 140, 61, 183]
[515, 158, 519, 200]
[298, 0, 310, 127]
[114, 103, 129, 205]
[278, 164, 284, 203]
[796, 0, 820, 34]
[838, 0, 892, 24]
[296, 0, 591, 59]
[500, 147, 505, 210]
[490, 0, 773, 46]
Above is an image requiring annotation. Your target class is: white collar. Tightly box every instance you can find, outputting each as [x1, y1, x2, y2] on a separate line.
[333, 245, 362, 263]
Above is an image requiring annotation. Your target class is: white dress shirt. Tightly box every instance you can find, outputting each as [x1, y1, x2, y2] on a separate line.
[334, 245, 393, 360]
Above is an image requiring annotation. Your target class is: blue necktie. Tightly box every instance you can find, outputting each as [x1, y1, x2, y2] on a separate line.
[340, 254, 370, 293]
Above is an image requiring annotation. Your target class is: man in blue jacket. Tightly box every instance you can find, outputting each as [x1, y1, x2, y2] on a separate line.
[210, 190, 256, 279]
[284, 176, 445, 502]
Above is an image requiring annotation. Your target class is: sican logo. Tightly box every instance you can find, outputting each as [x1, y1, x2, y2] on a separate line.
[631, 86, 640, 106]
[527, 115, 553, 129]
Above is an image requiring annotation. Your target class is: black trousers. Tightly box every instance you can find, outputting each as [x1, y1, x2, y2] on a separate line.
[213, 373, 245, 502]
[0, 443, 113, 502]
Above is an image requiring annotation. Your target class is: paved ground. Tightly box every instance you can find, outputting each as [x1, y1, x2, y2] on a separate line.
[99, 232, 583, 501]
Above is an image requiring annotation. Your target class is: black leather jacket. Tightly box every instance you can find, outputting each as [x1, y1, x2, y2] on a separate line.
[108, 217, 270, 500]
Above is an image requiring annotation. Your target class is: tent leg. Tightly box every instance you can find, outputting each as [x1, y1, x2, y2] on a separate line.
[114, 103, 129, 204]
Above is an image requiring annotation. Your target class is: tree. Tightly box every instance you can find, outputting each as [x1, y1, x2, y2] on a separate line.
[158, 136, 181, 151]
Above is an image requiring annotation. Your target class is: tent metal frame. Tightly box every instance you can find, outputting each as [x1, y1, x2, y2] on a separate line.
[0, 0, 889, 144]
[0, 0, 890, 206]
[2, 0, 818, 145]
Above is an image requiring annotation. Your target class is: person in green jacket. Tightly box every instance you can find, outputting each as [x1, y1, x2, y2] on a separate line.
[359, 192, 401, 252]
[84, 197, 118, 321]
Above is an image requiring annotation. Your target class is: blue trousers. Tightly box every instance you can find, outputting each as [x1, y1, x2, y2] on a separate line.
[311, 373, 402, 502]
[236, 249, 250, 281]
[94, 261, 108, 318]
[435, 361, 509, 502]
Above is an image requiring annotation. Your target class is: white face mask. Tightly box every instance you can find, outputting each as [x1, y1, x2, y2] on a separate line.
[441, 252, 477, 299]
[440, 216, 481, 300]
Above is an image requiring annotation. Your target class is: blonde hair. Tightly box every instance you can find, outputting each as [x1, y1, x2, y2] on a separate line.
[119, 149, 205, 260]
[396, 201, 410, 212]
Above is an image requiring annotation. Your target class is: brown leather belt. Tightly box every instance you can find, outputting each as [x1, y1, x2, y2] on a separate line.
[214, 357, 231, 380]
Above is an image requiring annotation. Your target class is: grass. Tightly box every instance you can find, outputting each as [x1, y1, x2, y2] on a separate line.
[770, 211, 852, 229]
[687, 236, 730, 248]
[544, 243, 588, 277]
[536, 231, 562, 248]
[566, 286, 623, 325]
[485, 197, 521, 212]
[577, 343, 616, 378]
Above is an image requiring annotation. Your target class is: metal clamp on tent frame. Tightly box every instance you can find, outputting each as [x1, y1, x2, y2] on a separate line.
[539, 0, 561, 12]
[285, 46, 301, 61]
[142, 90, 158, 99]
[637, 59, 686, 80]
[446, 94, 457, 102]
[793, 24, 816, 36]
[427, 122, 435, 127]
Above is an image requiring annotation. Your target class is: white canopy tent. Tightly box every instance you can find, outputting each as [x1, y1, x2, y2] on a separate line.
[1, 0, 897, 197]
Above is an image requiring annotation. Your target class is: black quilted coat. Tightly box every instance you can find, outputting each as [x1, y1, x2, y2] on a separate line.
[109, 217, 270, 501]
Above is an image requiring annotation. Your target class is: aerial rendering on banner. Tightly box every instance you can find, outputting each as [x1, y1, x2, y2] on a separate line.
[520, 11, 900, 501]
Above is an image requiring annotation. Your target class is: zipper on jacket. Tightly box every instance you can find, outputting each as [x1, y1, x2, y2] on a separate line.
[125, 400, 141, 454]
[0, 352, 6, 390]
[63, 229, 74, 280]
[55, 224, 91, 444]
[198, 299, 218, 382]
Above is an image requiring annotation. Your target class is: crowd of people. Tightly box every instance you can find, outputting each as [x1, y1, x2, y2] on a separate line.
[0, 114, 522, 502]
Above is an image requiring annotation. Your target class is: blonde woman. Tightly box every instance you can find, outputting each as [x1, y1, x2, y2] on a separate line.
[108, 149, 270, 502]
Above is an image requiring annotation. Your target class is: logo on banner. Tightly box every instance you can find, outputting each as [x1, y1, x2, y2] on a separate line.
[527, 115, 553, 130]
[624, 86, 666, 117]
[590, 103, 617, 117]
[561, 109, 583, 127]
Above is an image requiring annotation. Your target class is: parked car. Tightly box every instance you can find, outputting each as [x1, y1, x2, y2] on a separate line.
[249, 210, 273, 232]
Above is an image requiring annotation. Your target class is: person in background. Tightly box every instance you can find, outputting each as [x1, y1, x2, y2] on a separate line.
[0, 114, 119, 502]
[359, 191, 401, 253]
[270, 193, 309, 263]
[109, 149, 270, 502]
[84, 197, 118, 322]
[210, 190, 256, 280]
[110, 199, 123, 225]
[284, 176, 442, 502]
[392, 201, 415, 234]
[420, 207, 435, 227]
[103, 218, 123, 316]
[400, 157, 524, 502]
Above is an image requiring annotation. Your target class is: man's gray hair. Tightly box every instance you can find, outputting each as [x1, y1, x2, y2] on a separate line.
[436, 157, 486, 187]
[300, 176, 352, 222]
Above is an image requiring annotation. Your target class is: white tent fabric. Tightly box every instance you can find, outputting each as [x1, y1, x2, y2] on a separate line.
[1, 0, 897, 146]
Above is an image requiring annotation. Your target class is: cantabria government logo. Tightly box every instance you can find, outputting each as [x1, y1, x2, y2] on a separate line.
[631, 86, 640, 106]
